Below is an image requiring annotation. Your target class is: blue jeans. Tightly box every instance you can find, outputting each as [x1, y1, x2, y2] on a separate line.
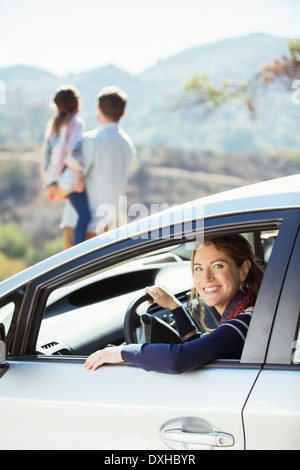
[68, 190, 91, 245]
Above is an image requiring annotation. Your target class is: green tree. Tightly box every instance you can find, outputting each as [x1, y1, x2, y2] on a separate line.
[25, 236, 63, 266]
[261, 39, 300, 85]
[0, 222, 29, 259]
[175, 39, 300, 117]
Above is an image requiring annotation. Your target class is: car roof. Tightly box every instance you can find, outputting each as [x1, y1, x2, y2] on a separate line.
[192, 172, 300, 217]
[1, 173, 299, 297]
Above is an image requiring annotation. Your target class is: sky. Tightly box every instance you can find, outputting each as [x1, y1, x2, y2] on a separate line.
[0, 0, 299, 76]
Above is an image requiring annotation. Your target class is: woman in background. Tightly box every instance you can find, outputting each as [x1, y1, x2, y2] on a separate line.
[43, 85, 90, 245]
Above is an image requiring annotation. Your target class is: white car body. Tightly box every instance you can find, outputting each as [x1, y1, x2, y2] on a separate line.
[0, 174, 299, 450]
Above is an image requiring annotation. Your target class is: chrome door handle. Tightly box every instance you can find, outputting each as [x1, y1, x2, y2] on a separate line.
[162, 428, 234, 448]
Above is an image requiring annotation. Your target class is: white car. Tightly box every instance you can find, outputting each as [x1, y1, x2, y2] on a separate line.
[0, 174, 299, 451]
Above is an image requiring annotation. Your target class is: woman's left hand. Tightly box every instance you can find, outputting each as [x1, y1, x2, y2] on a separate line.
[145, 285, 181, 311]
[83, 346, 124, 371]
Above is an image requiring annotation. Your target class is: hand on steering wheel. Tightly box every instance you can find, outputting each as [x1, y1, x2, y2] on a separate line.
[123, 286, 182, 344]
[145, 285, 181, 311]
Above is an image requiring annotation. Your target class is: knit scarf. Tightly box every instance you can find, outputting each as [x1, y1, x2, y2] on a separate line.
[219, 287, 256, 325]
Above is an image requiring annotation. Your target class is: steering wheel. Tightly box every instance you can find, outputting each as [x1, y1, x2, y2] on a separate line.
[123, 293, 181, 344]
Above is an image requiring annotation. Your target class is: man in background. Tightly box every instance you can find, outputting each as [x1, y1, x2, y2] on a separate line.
[60, 86, 136, 249]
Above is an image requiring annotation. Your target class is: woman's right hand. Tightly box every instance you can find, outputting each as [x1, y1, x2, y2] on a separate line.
[145, 285, 181, 311]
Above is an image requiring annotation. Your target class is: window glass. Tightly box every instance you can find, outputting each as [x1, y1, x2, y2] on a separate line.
[37, 242, 196, 355]
[260, 231, 278, 264]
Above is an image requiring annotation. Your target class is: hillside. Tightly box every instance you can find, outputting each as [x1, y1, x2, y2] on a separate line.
[0, 33, 299, 152]
[1, 145, 299, 241]
[0, 141, 299, 281]
[138, 33, 289, 88]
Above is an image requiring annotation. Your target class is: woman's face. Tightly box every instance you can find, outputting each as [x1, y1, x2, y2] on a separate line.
[193, 242, 250, 314]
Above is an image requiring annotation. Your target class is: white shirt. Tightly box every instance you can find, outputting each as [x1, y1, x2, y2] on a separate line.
[60, 123, 136, 233]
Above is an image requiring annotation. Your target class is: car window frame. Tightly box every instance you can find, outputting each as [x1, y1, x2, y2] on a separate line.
[7, 209, 297, 365]
[264, 226, 300, 367]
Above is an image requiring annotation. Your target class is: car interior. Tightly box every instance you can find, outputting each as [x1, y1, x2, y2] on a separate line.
[32, 229, 277, 357]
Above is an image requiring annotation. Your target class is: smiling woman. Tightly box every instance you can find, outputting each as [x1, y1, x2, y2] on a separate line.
[190, 235, 264, 332]
[84, 234, 265, 374]
[193, 241, 251, 314]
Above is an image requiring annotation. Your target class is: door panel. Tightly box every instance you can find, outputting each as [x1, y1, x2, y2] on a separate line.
[243, 229, 300, 450]
[243, 369, 300, 450]
[0, 359, 260, 450]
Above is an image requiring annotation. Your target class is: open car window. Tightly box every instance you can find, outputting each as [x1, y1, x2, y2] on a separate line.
[36, 229, 276, 358]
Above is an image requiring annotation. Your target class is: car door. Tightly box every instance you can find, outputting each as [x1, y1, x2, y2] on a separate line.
[0, 355, 261, 450]
[243, 228, 300, 450]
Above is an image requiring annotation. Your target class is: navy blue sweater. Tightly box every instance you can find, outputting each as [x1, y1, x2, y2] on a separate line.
[121, 305, 253, 374]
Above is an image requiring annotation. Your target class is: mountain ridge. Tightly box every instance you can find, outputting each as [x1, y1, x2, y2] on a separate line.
[0, 33, 298, 152]
[0, 32, 289, 79]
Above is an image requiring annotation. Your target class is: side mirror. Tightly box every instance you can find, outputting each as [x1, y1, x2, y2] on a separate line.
[0, 323, 7, 366]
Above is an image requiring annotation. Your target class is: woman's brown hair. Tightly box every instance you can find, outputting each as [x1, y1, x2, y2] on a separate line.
[189, 234, 265, 332]
[51, 85, 80, 135]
